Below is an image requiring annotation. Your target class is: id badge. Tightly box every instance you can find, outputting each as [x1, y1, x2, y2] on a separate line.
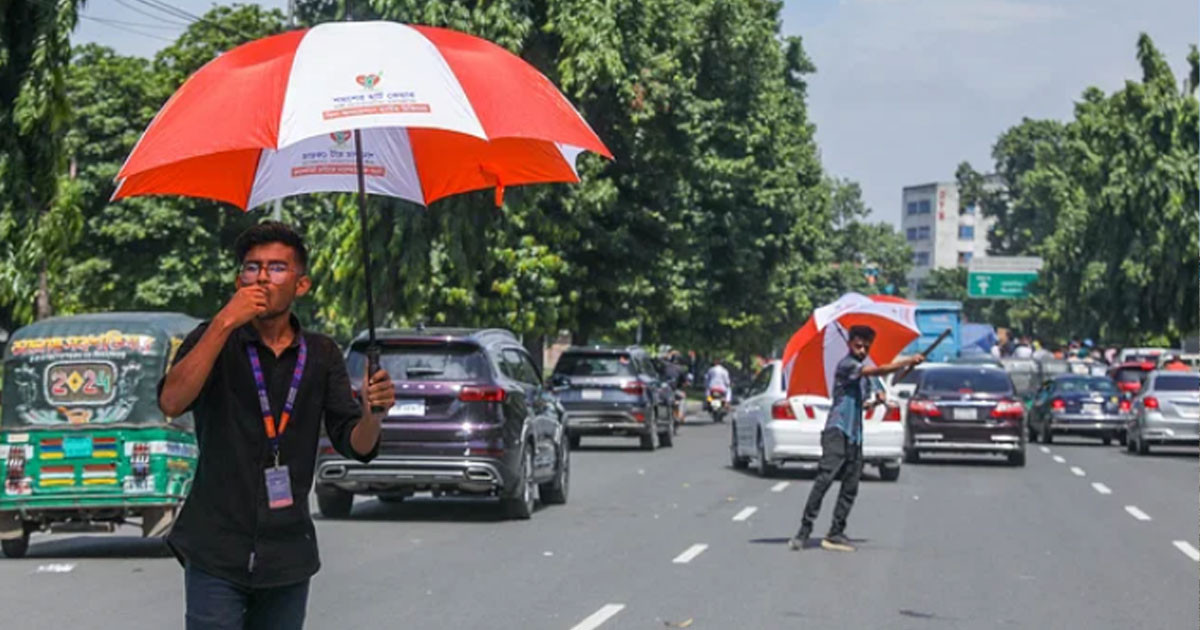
[265, 466, 294, 509]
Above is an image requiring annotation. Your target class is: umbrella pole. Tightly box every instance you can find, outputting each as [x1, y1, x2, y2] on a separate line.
[353, 128, 384, 399]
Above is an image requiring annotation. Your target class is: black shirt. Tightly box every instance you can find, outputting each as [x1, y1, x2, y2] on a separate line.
[158, 316, 377, 588]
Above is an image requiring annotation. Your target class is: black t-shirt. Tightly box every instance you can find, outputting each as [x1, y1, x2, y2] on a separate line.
[157, 316, 377, 588]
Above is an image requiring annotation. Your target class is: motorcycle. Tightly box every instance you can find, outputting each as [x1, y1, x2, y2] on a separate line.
[706, 386, 729, 423]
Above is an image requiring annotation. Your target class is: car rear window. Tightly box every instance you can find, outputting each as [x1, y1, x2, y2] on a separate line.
[554, 353, 636, 377]
[347, 343, 490, 381]
[1055, 377, 1118, 394]
[919, 368, 1012, 395]
[1113, 368, 1148, 383]
[1153, 374, 1200, 392]
[1039, 361, 1069, 376]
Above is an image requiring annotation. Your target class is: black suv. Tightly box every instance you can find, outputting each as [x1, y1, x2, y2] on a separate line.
[550, 346, 675, 450]
[314, 328, 569, 520]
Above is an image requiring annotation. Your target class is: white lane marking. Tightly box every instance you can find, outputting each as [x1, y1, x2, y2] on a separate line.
[1070, 466, 1085, 477]
[570, 604, 626, 630]
[1039, 446, 1051, 454]
[771, 481, 789, 493]
[35, 563, 75, 574]
[1091, 482, 1112, 495]
[1173, 541, 1200, 562]
[672, 544, 709, 564]
[1124, 505, 1152, 521]
[1052, 455, 1066, 463]
[732, 507, 758, 522]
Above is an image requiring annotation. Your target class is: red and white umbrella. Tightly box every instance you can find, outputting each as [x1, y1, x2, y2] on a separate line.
[113, 21, 611, 359]
[115, 21, 611, 210]
[781, 293, 920, 397]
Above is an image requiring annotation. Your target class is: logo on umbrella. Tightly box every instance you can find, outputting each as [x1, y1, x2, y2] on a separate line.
[355, 72, 382, 89]
[329, 130, 352, 146]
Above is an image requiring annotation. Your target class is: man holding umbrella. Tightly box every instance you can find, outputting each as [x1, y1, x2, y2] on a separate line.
[789, 325, 923, 552]
[158, 222, 395, 628]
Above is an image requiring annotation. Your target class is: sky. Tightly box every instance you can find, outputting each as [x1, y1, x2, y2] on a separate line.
[74, 0, 1199, 225]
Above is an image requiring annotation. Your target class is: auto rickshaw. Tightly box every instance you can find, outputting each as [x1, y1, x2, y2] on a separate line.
[0, 312, 199, 558]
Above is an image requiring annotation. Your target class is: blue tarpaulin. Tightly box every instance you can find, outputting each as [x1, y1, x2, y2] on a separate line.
[961, 323, 997, 354]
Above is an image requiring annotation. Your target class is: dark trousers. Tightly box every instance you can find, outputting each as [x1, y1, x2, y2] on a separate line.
[185, 563, 310, 630]
[798, 428, 863, 537]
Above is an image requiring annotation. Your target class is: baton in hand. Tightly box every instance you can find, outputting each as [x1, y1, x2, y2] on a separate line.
[895, 328, 952, 382]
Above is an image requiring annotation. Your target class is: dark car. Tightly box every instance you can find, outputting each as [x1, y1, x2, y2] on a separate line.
[904, 365, 1026, 466]
[1028, 375, 1130, 445]
[314, 328, 569, 520]
[550, 346, 675, 450]
[1109, 361, 1156, 397]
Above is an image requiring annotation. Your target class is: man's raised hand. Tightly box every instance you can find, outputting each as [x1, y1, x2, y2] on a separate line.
[215, 285, 268, 329]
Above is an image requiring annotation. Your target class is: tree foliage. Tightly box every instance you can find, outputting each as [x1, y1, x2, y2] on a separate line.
[961, 35, 1198, 344]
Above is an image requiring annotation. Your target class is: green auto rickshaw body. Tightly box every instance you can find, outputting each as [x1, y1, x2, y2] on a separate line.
[0, 312, 200, 556]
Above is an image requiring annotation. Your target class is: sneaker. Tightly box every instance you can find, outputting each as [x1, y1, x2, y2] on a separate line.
[821, 533, 856, 552]
[788, 525, 812, 551]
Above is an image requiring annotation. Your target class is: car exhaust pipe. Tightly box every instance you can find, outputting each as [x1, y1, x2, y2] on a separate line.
[321, 465, 348, 480]
[465, 467, 495, 481]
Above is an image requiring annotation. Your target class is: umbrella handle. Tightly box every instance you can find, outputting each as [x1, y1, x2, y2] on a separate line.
[895, 328, 952, 382]
[366, 344, 386, 414]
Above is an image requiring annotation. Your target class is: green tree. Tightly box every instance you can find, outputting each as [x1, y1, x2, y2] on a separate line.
[821, 177, 911, 297]
[0, 0, 87, 327]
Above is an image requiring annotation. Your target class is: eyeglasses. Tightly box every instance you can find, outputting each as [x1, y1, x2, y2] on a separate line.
[239, 262, 293, 285]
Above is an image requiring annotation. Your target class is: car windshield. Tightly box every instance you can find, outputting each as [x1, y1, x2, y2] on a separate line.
[1055, 377, 1118, 394]
[1113, 368, 1148, 383]
[919, 368, 1012, 395]
[1153, 374, 1200, 392]
[347, 343, 490, 382]
[1125, 352, 1161, 363]
[554, 353, 636, 377]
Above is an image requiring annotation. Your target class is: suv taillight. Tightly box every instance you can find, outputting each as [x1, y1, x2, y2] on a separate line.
[460, 386, 506, 402]
[908, 400, 942, 418]
[1119, 399, 1132, 413]
[1051, 398, 1065, 411]
[621, 381, 645, 396]
[991, 400, 1024, 419]
[882, 404, 901, 422]
[771, 400, 796, 420]
[1144, 396, 1159, 409]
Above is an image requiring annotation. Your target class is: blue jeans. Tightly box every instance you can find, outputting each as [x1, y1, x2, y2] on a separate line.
[185, 563, 310, 630]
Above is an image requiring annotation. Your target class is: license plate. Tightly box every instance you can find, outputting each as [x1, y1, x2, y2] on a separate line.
[952, 407, 975, 421]
[581, 389, 603, 401]
[711, 400, 724, 410]
[63, 436, 93, 458]
[388, 399, 426, 417]
[1083, 403, 1102, 414]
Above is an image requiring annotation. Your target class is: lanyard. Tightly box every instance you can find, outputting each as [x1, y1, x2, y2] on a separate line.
[246, 336, 307, 466]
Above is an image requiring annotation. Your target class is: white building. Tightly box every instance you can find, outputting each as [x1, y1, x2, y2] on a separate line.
[901, 180, 997, 292]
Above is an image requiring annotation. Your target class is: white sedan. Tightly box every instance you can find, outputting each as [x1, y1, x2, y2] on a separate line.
[730, 360, 904, 481]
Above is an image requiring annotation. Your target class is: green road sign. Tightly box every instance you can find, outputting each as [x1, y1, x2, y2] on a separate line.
[967, 271, 1038, 299]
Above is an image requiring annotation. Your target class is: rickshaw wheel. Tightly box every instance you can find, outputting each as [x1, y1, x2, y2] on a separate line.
[2, 531, 30, 559]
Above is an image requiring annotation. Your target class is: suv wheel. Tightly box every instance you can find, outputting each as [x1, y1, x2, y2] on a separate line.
[502, 448, 537, 519]
[1007, 450, 1026, 467]
[879, 463, 901, 481]
[1135, 433, 1150, 456]
[540, 445, 569, 505]
[1040, 427, 1053, 444]
[640, 419, 659, 451]
[316, 486, 354, 519]
[730, 424, 750, 469]
[755, 432, 777, 478]
[658, 414, 674, 448]
[568, 434, 581, 450]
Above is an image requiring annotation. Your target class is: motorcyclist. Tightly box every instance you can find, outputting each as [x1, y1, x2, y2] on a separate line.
[705, 358, 732, 404]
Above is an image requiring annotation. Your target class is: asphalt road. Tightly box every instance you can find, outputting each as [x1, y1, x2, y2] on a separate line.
[1, 409, 1196, 629]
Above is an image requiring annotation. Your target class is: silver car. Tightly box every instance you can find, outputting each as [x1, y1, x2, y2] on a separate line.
[1126, 371, 1200, 454]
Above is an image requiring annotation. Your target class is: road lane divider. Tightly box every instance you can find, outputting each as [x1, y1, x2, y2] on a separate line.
[673, 544, 709, 564]
[570, 604, 626, 630]
[1052, 455, 1066, 464]
[1124, 505, 1152, 521]
[1039, 446, 1051, 454]
[1172, 541, 1200, 562]
[732, 507, 758, 522]
[1091, 482, 1112, 495]
[1070, 466, 1085, 477]
[771, 482, 789, 493]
